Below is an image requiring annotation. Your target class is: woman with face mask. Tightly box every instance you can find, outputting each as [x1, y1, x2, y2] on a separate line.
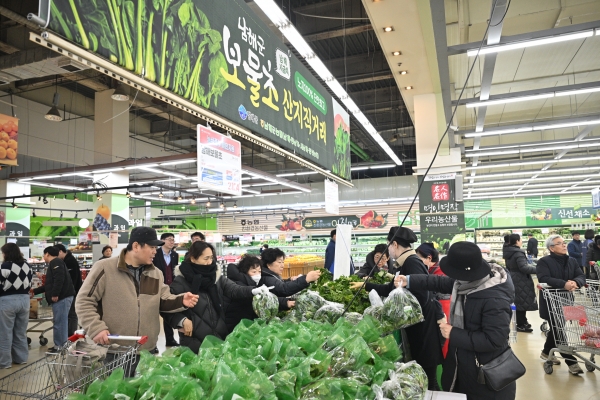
[162, 242, 269, 353]
[224, 255, 295, 332]
[260, 248, 321, 297]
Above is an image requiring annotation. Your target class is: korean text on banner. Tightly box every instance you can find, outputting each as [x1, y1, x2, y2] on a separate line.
[197, 125, 242, 196]
[324, 180, 339, 215]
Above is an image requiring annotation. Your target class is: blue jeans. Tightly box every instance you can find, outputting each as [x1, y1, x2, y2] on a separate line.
[52, 297, 73, 347]
[0, 294, 30, 368]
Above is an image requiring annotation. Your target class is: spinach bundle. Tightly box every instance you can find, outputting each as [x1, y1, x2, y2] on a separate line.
[379, 287, 424, 334]
[313, 303, 345, 325]
[252, 291, 279, 321]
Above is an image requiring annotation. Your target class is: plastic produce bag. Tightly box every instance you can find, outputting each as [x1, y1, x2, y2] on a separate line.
[296, 290, 328, 320]
[314, 303, 345, 324]
[253, 290, 280, 320]
[344, 312, 363, 325]
[395, 360, 428, 391]
[355, 315, 383, 344]
[329, 335, 374, 380]
[163, 380, 205, 400]
[380, 287, 424, 333]
[369, 289, 384, 307]
[370, 335, 402, 362]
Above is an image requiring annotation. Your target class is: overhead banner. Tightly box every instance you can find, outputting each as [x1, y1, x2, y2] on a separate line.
[277, 210, 389, 231]
[197, 126, 242, 195]
[0, 113, 18, 166]
[419, 174, 466, 253]
[324, 180, 339, 215]
[49, 0, 351, 180]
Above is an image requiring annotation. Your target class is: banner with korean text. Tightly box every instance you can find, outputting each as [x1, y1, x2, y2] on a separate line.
[418, 173, 466, 254]
[49, 0, 351, 180]
[197, 126, 242, 195]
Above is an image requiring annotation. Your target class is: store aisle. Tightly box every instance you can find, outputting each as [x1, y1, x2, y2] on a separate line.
[2, 316, 600, 398]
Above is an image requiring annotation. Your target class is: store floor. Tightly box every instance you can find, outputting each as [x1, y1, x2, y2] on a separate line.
[1, 316, 599, 399]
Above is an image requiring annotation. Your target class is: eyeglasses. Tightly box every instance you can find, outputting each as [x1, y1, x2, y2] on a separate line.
[550, 242, 566, 247]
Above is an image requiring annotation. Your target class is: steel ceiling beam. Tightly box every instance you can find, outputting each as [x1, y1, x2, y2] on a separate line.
[303, 24, 372, 42]
[447, 20, 600, 56]
[453, 81, 600, 106]
[343, 73, 394, 85]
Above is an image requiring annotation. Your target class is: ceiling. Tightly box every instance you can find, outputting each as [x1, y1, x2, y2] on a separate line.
[0, 0, 416, 187]
[442, 0, 600, 199]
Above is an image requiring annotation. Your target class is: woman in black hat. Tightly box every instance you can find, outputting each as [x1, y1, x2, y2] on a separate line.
[395, 241, 517, 400]
[352, 226, 444, 390]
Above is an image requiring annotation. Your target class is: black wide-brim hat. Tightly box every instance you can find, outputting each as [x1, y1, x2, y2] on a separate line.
[440, 241, 491, 281]
[387, 226, 418, 244]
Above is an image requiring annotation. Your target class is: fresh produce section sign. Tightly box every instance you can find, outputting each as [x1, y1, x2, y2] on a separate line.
[277, 210, 388, 231]
[197, 126, 242, 195]
[0, 113, 18, 166]
[49, 0, 351, 180]
[419, 174, 465, 251]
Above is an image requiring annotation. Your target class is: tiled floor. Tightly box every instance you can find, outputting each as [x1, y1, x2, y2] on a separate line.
[1, 315, 600, 399]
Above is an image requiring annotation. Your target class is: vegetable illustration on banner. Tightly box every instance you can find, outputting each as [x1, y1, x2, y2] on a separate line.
[49, 0, 351, 180]
[277, 211, 388, 231]
[197, 126, 242, 195]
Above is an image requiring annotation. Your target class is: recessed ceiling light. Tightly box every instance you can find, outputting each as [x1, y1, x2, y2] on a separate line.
[399, 71, 407, 75]
[383, 26, 394, 32]
[405, 86, 413, 90]
[392, 51, 401, 56]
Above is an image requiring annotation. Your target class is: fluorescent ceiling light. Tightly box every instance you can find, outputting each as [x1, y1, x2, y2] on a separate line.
[350, 166, 369, 171]
[243, 189, 261, 194]
[467, 180, 600, 192]
[464, 127, 532, 138]
[276, 173, 296, 177]
[370, 164, 396, 169]
[467, 189, 593, 200]
[295, 171, 318, 176]
[18, 178, 33, 182]
[470, 166, 600, 179]
[467, 30, 594, 57]
[280, 181, 312, 192]
[251, 182, 279, 187]
[465, 173, 600, 186]
[31, 175, 61, 179]
[466, 155, 600, 170]
[251, 0, 401, 166]
[465, 142, 600, 157]
[137, 167, 165, 174]
[465, 118, 600, 137]
[231, 195, 255, 198]
[61, 172, 91, 177]
[555, 87, 600, 97]
[257, 193, 278, 196]
[159, 159, 195, 166]
[282, 191, 303, 194]
[466, 93, 554, 108]
[535, 119, 600, 130]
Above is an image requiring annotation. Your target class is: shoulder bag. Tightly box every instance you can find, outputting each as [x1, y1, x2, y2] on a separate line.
[476, 346, 526, 391]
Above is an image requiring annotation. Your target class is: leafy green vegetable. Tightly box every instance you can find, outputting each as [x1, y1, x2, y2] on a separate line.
[379, 288, 424, 334]
[252, 291, 279, 321]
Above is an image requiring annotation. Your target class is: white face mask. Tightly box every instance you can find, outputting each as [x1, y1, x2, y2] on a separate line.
[251, 274, 261, 284]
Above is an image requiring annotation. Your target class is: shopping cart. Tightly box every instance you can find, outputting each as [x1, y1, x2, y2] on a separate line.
[27, 300, 53, 346]
[539, 281, 600, 374]
[0, 331, 147, 399]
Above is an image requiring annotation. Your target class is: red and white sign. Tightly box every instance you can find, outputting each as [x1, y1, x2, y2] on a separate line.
[197, 126, 242, 195]
[431, 184, 450, 201]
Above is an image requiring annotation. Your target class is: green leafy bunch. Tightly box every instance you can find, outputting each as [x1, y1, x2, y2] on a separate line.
[50, 0, 229, 108]
[332, 122, 350, 179]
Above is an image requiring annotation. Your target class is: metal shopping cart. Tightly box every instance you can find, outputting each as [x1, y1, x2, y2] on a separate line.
[27, 300, 53, 346]
[0, 332, 147, 400]
[539, 281, 600, 374]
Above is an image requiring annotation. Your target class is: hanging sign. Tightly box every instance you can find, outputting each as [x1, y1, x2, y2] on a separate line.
[0, 113, 18, 166]
[324, 180, 339, 215]
[197, 126, 242, 195]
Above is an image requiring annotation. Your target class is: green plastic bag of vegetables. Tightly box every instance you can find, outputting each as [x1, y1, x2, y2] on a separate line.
[162, 377, 205, 400]
[356, 315, 383, 344]
[314, 303, 345, 324]
[395, 361, 428, 393]
[380, 287, 424, 333]
[344, 312, 363, 325]
[370, 335, 402, 362]
[295, 290, 328, 319]
[253, 290, 280, 320]
[272, 369, 298, 400]
[329, 335, 375, 379]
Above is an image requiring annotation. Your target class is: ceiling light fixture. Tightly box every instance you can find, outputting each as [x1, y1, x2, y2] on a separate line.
[234, 202, 238, 208]
[466, 93, 554, 108]
[220, 202, 225, 208]
[45, 93, 63, 122]
[75, 212, 78, 218]
[60, 211, 63, 219]
[206, 198, 211, 207]
[399, 71, 407, 75]
[392, 51, 401, 56]
[405, 86, 413, 90]
[111, 83, 130, 101]
[467, 30, 594, 57]
[158, 191, 164, 198]
[383, 26, 394, 32]
[32, 209, 36, 218]
[43, 196, 48, 204]
[74, 195, 79, 202]
[252, 0, 401, 166]
[126, 191, 131, 198]
[96, 192, 102, 201]
[190, 198, 196, 204]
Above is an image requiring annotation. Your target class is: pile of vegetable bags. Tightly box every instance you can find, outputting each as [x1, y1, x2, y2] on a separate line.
[68, 317, 427, 400]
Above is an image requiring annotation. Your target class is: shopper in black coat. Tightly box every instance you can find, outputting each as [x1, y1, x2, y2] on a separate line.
[352, 227, 444, 391]
[537, 235, 586, 375]
[260, 248, 321, 297]
[163, 242, 264, 353]
[55, 244, 83, 336]
[396, 242, 517, 400]
[503, 234, 537, 332]
[224, 257, 294, 332]
[585, 235, 600, 280]
[356, 244, 395, 278]
[526, 234, 539, 258]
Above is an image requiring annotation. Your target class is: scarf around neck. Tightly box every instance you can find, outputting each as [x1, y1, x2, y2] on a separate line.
[449, 263, 507, 329]
[179, 261, 221, 314]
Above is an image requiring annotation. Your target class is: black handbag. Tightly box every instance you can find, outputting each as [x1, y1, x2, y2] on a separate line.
[476, 347, 526, 391]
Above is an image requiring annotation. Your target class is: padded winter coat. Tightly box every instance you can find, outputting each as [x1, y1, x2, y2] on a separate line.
[409, 273, 516, 400]
[163, 263, 254, 353]
[355, 250, 396, 278]
[503, 245, 538, 312]
[260, 267, 310, 297]
[585, 242, 600, 280]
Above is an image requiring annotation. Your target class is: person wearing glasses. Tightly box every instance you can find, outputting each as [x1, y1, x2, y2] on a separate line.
[537, 235, 586, 375]
[162, 241, 266, 353]
[153, 233, 180, 347]
[356, 244, 394, 278]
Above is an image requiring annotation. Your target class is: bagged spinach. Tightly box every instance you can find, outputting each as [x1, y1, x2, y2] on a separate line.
[253, 290, 280, 321]
[344, 312, 364, 325]
[314, 303, 345, 324]
[380, 287, 424, 333]
[296, 290, 328, 320]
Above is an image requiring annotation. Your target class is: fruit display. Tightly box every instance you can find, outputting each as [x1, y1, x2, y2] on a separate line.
[359, 210, 388, 229]
[0, 115, 18, 165]
[276, 215, 304, 231]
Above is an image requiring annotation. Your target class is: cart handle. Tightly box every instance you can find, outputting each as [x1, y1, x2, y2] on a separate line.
[68, 332, 148, 346]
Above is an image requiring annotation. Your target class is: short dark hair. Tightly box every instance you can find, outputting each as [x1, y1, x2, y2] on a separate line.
[1, 243, 24, 263]
[584, 229, 595, 240]
[237, 255, 261, 274]
[186, 241, 215, 262]
[263, 244, 269, 249]
[373, 244, 389, 257]
[528, 233, 533, 237]
[509, 233, 521, 246]
[503, 234, 510, 244]
[416, 247, 439, 263]
[54, 244, 67, 253]
[571, 231, 580, 236]
[102, 245, 112, 255]
[330, 229, 336, 238]
[261, 248, 286, 268]
[160, 232, 175, 240]
[191, 232, 205, 240]
[44, 246, 59, 257]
